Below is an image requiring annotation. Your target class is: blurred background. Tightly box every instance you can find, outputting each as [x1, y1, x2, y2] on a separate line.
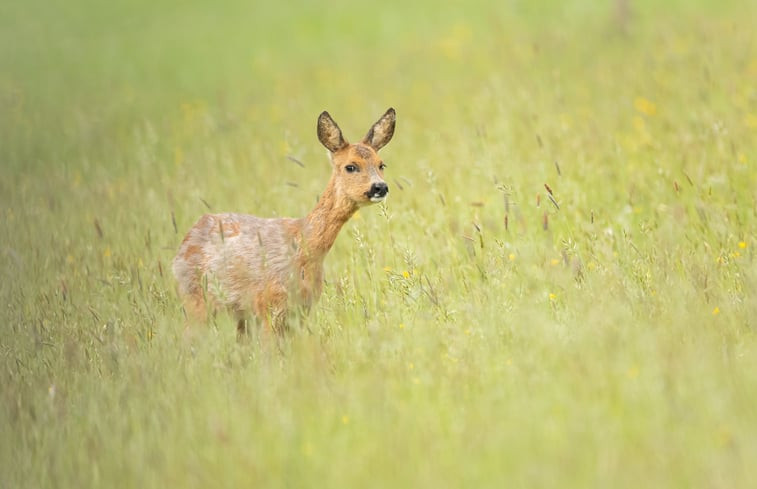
[1, 1, 756, 487]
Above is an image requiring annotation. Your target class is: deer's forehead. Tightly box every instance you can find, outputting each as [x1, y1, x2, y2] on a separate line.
[348, 144, 379, 162]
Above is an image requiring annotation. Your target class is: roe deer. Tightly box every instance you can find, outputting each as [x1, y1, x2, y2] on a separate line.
[173, 108, 396, 337]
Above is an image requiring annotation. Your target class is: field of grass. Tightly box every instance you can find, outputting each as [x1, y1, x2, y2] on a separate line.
[2, 0, 756, 487]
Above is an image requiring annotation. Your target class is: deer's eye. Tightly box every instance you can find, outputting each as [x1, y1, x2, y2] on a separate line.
[345, 164, 359, 173]
[378, 162, 386, 171]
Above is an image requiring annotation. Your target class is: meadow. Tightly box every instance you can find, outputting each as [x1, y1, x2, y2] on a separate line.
[1, 0, 756, 487]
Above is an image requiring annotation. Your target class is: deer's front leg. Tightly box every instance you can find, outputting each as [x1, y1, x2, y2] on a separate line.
[254, 286, 289, 339]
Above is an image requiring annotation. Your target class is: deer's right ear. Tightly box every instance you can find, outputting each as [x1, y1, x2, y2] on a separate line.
[362, 107, 396, 151]
[317, 111, 348, 153]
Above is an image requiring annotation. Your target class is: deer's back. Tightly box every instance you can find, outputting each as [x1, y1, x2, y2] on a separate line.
[172, 213, 303, 310]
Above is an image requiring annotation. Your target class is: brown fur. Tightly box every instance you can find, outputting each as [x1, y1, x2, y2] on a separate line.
[173, 108, 396, 337]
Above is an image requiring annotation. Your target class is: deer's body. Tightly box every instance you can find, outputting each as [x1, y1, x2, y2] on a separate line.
[173, 108, 396, 335]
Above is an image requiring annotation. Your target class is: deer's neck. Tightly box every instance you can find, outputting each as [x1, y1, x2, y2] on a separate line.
[300, 178, 357, 260]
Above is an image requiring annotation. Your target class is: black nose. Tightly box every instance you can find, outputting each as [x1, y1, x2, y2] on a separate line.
[370, 182, 388, 197]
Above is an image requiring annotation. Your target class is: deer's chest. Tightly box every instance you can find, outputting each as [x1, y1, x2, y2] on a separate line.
[294, 261, 325, 307]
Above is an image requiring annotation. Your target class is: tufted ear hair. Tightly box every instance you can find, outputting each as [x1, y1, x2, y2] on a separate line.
[317, 111, 348, 153]
[362, 108, 396, 151]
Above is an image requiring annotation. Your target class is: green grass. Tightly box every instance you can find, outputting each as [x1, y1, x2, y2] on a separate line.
[2, 0, 757, 487]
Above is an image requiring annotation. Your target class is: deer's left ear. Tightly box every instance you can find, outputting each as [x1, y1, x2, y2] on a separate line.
[318, 111, 348, 153]
[362, 108, 396, 151]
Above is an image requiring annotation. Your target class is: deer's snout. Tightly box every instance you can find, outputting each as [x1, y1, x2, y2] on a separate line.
[370, 182, 388, 197]
[368, 182, 389, 202]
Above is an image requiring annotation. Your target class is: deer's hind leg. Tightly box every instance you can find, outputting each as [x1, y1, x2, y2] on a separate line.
[235, 309, 258, 343]
[182, 292, 209, 322]
[178, 291, 213, 344]
[236, 318, 248, 338]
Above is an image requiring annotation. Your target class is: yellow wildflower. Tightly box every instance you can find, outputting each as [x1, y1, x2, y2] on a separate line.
[745, 113, 757, 129]
[634, 96, 657, 116]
